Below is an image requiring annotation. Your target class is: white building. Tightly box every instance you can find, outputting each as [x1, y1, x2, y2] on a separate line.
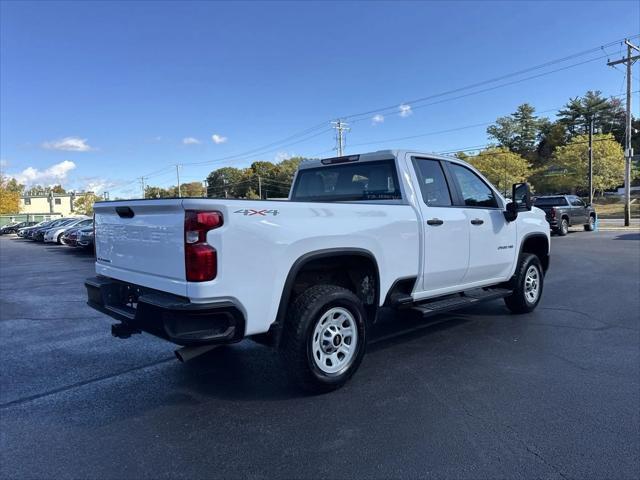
[20, 192, 93, 216]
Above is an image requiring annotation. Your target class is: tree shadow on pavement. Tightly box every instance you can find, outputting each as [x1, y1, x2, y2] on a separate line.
[613, 233, 640, 241]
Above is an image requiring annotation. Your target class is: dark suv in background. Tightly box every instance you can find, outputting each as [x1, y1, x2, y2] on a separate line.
[534, 195, 597, 235]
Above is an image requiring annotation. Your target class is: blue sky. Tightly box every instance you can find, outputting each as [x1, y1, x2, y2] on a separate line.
[1, 0, 638, 197]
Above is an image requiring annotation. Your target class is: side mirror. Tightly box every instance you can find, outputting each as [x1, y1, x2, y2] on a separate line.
[512, 182, 532, 211]
[503, 182, 532, 222]
[504, 201, 518, 222]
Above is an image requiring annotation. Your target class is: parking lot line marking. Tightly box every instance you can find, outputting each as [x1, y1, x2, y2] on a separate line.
[0, 356, 175, 409]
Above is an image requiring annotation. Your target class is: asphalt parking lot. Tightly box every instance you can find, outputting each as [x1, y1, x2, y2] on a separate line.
[1, 231, 639, 480]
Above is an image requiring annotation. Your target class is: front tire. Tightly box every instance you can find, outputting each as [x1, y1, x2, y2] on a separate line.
[504, 253, 544, 314]
[280, 285, 367, 393]
[584, 215, 595, 231]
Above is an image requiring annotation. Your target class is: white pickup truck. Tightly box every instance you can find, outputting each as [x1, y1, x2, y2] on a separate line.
[86, 150, 550, 392]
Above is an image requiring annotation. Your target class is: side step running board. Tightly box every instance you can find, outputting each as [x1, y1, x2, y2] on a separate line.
[410, 288, 512, 317]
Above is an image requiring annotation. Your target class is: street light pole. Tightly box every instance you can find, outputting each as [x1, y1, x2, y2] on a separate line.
[588, 117, 594, 205]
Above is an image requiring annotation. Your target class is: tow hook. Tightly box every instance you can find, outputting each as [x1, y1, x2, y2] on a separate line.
[111, 322, 141, 339]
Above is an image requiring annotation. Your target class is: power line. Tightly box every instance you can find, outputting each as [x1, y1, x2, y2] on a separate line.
[110, 34, 639, 197]
[345, 90, 637, 151]
[343, 34, 639, 122]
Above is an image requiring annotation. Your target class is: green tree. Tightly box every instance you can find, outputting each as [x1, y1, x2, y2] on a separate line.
[176, 181, 205, 197]
[205, 157, 307, 199]
[206, 166, 246, 198]
[51, 184, 66, 194]
[466, 147, 532, 195]
[0, 176, 21, 214]
[487, 104, 549, 157]
[144, 186, 173, 198]
[557, 91, 625, 142]
[5, 178, 24, 194]
[545, 134, 624, 197]
[73, 192, 100, 215]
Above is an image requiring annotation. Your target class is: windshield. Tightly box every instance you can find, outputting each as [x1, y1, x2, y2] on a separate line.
[291, 159, 401, 202]
[534, 196, 567, 207]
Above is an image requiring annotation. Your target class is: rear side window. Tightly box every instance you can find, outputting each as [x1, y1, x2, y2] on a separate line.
[449, 163, 498, 208]
[292, 160, 401, 202]
[413, 158, 452, 207]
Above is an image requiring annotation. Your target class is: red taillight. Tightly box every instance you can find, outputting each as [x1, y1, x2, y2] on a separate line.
[184, 210, 223, 282]
[550, 209, 556, 218]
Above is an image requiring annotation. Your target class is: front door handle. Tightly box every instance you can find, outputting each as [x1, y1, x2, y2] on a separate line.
[470, 218, 484, 225]
[426, 218, 444, 226]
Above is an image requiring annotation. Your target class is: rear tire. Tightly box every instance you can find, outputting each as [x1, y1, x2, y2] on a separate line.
[556, 218, 569, 236]
[280, 285, 367, 393]
[584, 215, 595, 231]
[504, 253, 544, 314]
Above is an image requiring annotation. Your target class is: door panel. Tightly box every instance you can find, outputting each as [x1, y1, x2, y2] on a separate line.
[410, 157, 470, 292]
[464, 209, 516, 283]
[422, 207, 470, 291]
[447, 162, 516, 284]
[569, 197, 587, 224]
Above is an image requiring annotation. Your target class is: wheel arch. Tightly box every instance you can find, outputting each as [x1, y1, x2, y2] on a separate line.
[519, 233, 550, 273]
[268, 248, 380, 347]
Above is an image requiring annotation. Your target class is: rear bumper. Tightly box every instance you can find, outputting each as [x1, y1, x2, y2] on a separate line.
[85, 276, 245, 346]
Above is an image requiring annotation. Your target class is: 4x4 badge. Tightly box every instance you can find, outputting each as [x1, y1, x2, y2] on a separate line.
[234, 209, 279, 216]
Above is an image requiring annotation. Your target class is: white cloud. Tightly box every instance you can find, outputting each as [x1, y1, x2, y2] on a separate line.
[398, 104, 412, 118]
[274, 151, 294, 162]
[372, 114, 384, 125]
[0, 159, 8, 170]
[211, 134, 227, 144]
[80, 177, 120, 194]
[42, 136, 95, 152]
[183, 137, 201, 145]
[10, 160, 76, 185]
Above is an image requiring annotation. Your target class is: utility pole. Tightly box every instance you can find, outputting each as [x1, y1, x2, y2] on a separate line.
[139, 176, 147, 199]
[175, 164, 182, 197]
[258, 176, 262, 199]
[331, 119, 350, 156]
[588, 117, 594, 205]
[607, 39, 639, 226]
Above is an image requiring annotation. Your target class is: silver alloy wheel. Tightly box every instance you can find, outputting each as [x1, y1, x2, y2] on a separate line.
[311, 307, 358, 374]
[524, 265, 540, 304]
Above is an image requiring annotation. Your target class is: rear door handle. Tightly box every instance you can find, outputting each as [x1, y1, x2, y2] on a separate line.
[426, 218, 444, 226]
[470, 218, 484, 225]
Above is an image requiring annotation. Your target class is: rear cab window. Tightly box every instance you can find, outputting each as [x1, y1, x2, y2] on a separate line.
[413, 158, 452, 207]
[534, 196, 569, 207]
[291, 159, 402, 202]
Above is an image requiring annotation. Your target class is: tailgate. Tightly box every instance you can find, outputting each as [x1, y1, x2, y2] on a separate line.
[94, 200, 187, 296]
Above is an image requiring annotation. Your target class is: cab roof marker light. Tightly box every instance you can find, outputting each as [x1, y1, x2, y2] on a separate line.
[321, 155, 360, 165]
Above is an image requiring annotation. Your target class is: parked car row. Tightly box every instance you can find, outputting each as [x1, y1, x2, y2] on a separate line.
[0, 221, 39, 235]
[7, 216, 95, 250]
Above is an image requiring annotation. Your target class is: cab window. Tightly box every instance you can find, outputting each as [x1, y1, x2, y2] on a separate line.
[449, 163, 498, 208]
[413, 158, 452, 207]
